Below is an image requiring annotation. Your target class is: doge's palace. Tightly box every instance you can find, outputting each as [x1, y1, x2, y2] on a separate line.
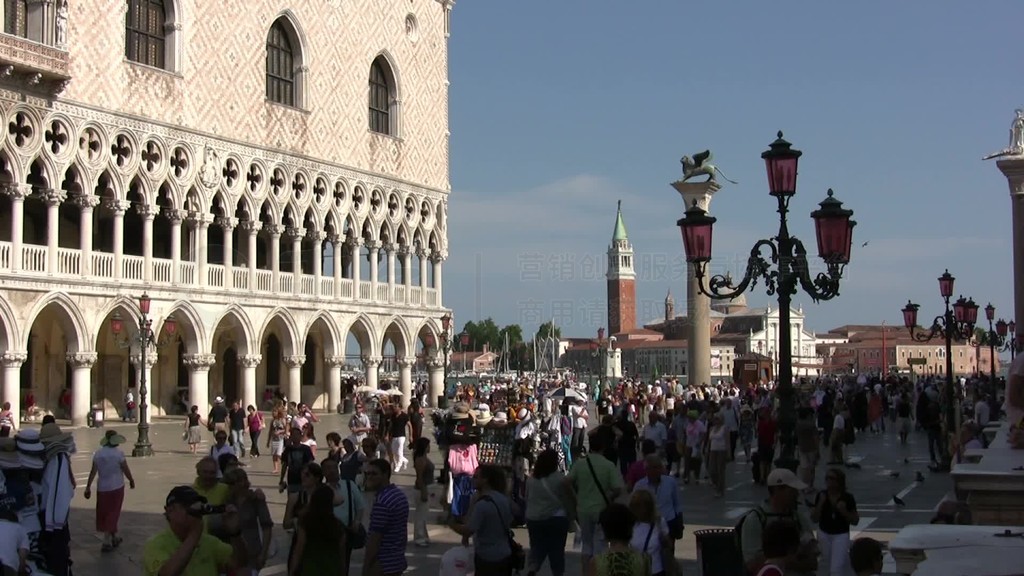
[0, 0, 455, 425]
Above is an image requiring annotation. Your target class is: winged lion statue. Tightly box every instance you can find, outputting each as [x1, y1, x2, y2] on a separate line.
[681, 150, 737, 184]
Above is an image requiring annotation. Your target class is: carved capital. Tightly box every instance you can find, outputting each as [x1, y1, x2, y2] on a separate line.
[425, 358, 444, 370]
[286, 226, 306, 241]
[365, 240, 382, 252]
[382, 242, 397, 254]
[4, 183, 30, 200]
[186, 212, 212, 228]
[216, 216, 238, 230]
[346, 237, 364, 249]
[103, 198, 131, 214]
[42, 189, 65, 206]
[361, 356, 382, 368]
[429, 251, 445, 264]
[183, 353, 217, 370]
[237, 354, 262, 368]
[396, 245, 411, 258]
[264, 224, 285, 237]
[71, 194, 100, 210]
[130, 353, 158, 369]
[324, 355, 346, 368]
[325, 232, 341, 245]
[415, 247, 429, 259]
[165, 208, 186, 224]
[66, 352, 98, 368]
[240, 220, 262, 234]
[0, 352, 28, 367]
[136, 203, 158, 219]
[397, 357, 416, 369]
[307, 230, 326, 243]
[283, 355, 306, 368]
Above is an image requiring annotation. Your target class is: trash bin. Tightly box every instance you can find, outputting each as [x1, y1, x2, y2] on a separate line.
[89, 407, 104, 428]
[694, 529, 744, 576]
[342, 398, 354, 414]
[437, 395, 448, 410]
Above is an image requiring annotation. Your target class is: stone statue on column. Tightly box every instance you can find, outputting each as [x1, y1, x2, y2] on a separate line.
[672, 173, 723, 390]
[984, 109, 1024, 160]
[56, 0, 69, 50]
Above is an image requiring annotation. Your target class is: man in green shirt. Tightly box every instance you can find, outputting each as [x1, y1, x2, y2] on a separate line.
[565, 432, 623, 576]
[143, 486, 247, 576]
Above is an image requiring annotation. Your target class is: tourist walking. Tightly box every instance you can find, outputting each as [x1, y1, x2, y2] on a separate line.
[268, 406, 289, 474]
[811, 468, 859, 576]
[184, 406, 204, 454]
[289, 484, 346, 576]
[83, 430, 136, 552]
[412, 437, 437, 547]
[525, 449, 574, 576]
[627, 490, 670, 576]
[707, 414, 729, 497]
[449, 465, 515, 576]
[223, 468, 273, 575]
[363, 458, 409, 576]
[246, 405, 263, 458]
[589, 503, 650, 576]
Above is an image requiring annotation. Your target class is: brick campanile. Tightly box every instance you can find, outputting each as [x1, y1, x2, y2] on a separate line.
[607, 200, 636, 334]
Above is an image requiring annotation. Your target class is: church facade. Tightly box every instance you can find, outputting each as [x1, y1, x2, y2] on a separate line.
[0, 0, 454, 424]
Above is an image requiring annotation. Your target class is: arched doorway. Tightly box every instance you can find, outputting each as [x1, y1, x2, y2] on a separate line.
[221, 347, 239, 403]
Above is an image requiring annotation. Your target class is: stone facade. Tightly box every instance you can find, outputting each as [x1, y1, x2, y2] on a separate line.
[0, 0, 454, 425]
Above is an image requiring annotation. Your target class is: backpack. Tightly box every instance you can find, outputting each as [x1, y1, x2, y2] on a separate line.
[733, 507, 767, 557]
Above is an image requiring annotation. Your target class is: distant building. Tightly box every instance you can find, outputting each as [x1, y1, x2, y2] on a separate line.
[819, 325, 997, 377]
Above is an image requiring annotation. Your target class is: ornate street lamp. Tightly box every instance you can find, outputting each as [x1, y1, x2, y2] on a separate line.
[901, 270, 979, 471]
[440, 313, 453, 400]
[110, 293, 177, 457]
[982, 304, 1010, 387]
[995, 317, 1017, 362]
[677, 132, 855, 470]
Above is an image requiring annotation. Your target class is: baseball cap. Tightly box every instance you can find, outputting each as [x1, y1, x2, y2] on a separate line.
[165, 485, 207, 508]
[766, 468, 807, 491]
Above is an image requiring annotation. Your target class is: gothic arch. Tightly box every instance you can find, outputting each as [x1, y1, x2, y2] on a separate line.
[342, 314, 378, 358]
[413, 318, 441, 348]
[266, 10, 309, 108]
[259, 307, 301, 357]
[209, 304, 256, 356]
[305, 311, 341, 357]
[0, 294, 20, 351]
[24, 292, 90, 353]
[381, 315, 412, 358]
[0, 148, 22, 185]
[164, 299, 208, 354]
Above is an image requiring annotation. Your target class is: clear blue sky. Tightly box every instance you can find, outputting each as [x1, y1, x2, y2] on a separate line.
[443, 0, 1020, 341]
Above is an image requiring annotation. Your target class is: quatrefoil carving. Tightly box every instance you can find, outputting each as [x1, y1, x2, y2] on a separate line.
[270, 168, 285, 197]
[79, 127, 102, 163]
[314, 178, 327, 204]
[111, 135, 132, 168]
[223, 158, 239, 187]
[420, 201, 430, 221]
[333, 182, 346, 207]
[405, 198, 416, 221]
[141, 141, 161, 173]
[387, 194, 399, 218]
[353, 188, 364, 210]
[8, 112, 33, 148]
[44, 120, 68, 155]
[170, 147, 189, 178]
[370, 190, 383, 214]
[246, 164, 263, 193]
[292, 173, 306, 200]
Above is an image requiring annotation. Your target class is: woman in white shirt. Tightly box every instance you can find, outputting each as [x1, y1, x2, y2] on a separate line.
[628, 489, 671, 576]
[83, 431, 135, 552]
[706, 414, 729, 497]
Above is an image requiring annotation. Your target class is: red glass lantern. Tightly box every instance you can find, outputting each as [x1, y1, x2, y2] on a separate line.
[677, 200, 716, 264]
[810, 190, 855, 264]
[1010, 320, 1017, 334]
[997, 319, 1008, 337]
[163, 315, 178, 336]
[985, 303, 996, 322]
[938, 270, 955, 300]
[901, 301, 919, 329]
[459, 332, 469, 347]
[762, 131, 802, 197]
[952, 296, 968, 324]
[110, 312, 124, 336]
[138, 293, 152, 315]
[964, 298, 979, 326]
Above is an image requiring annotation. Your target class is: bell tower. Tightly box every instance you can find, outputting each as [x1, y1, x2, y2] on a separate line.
[665, 289, 674, 322]
[607, 200, 636, 334]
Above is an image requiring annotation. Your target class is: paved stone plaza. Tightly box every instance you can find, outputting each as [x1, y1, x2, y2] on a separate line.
[52, 414, 950, 575]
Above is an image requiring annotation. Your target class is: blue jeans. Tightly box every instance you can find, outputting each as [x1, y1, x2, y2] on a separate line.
[527, 516, 569, 576]
[230, 429, 246, 455]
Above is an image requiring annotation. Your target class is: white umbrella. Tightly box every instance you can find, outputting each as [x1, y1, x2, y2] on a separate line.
[388, 389, 404, 397]
[354, 385, 374, 393]
[547, 386, 586, 401]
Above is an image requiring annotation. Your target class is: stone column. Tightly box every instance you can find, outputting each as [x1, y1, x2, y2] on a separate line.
[107, 199, 129, 280]
[138, 204, 156, 281]
[183, 353, 216, 416]
[66, 352, 97, 427]
[7, 184, 27, 272]
[238, 354, 262, 412]
[427, 358, 444, 408]
[417, 248, 429, 294]
[283, 355, 304, 405]
[1, 352, 26, 425]
[242, 220, 261, 291]
[398, 357, 414, 409]
[310, 231, 324, 297]
[220, 216, 237, 289]
[44, 189, 64, 274]
[329, 233, 343, 299]
[385, 242, 396, 301]
[368, 240, 381, 300]
[997, 158, 1024, 334]
[168, 209, 184, 284]
[325, 356, 345, 412]
[399, 246, 412, 304]
[431, 251, 445, 305]
[196, 215, 210, 287]
[268, 224, 284, 292]
[671, 180, 722, 389]
[363, 356, 380, 391]
[288, 226, 304, 294]
[76, 195, 98, 276]
[349, 239, 362, 300]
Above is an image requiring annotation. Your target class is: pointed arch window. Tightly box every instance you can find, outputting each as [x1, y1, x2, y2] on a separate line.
[126, 0, 167, 69]
[369, 57, 394, 135]
[266, 18, 301, 107]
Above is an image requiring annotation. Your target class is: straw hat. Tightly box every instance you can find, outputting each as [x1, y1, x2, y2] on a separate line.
[474, 406, 493, 426]
[40, 422, 73, 445]
[14, 430, 44, 470]
[492, 411, 508, 424]
[0, 438, 18, 470]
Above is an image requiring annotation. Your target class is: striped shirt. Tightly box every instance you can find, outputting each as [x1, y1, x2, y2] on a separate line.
[369, 483, 409, 574]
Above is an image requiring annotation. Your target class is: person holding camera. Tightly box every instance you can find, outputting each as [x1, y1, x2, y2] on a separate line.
[142, 486, 247, 576]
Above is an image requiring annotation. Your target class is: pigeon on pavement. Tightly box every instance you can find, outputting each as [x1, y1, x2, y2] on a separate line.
[893, 495, 906, 507]
[916, 471, 925, 482]
[889, 472, 900, 479]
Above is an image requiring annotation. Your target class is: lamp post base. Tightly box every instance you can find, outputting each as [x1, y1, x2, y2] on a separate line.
[132, 423, 154, 457]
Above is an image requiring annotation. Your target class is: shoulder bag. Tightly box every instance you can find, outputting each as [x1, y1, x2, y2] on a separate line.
[482, 495, 526, 572]
[346, 480, 367, 549]
[585, 457, 610, 506]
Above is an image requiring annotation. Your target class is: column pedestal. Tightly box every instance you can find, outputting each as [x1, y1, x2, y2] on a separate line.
[1, 353, 26, 425]
[671, 180, 721, 388]
[184, 354, 216, 417]
[284, 355, 304, 406]
[67, 352, 97, 427]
